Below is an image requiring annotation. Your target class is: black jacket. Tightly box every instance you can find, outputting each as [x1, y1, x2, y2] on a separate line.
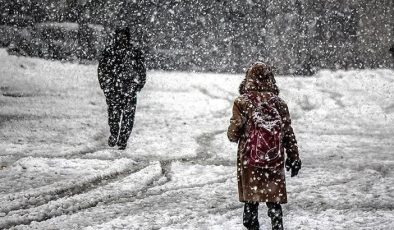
[98, 42, 146, 101]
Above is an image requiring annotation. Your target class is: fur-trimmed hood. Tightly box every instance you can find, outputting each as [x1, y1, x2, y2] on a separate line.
[228, 62, 300, 203]
[239, 62, 279, 95]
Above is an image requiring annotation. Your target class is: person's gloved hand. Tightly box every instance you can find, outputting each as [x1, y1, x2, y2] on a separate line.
[285, 158, 302, 177]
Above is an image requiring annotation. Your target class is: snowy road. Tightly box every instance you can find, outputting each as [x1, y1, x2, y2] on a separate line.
[1, 49, 394, 229]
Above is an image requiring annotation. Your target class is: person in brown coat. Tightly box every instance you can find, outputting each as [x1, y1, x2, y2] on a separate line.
[227, 62, 301, 230]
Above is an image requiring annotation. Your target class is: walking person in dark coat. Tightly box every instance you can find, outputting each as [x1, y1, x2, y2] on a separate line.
[228, 62, 301, 230]
[98, 27, 146, 150]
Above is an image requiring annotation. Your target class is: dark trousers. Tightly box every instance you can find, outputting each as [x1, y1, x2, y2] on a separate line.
[106, 93, 137, 145]
[243, 202, 283, 230]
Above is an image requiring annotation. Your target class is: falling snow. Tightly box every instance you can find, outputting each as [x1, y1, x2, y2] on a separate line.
[1, 1, 394, 229]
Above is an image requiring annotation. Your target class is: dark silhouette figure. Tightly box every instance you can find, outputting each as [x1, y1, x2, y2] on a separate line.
[98, 27, 146, 150]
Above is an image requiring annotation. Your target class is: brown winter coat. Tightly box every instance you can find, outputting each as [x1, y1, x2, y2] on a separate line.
[228, 63, 299, 203]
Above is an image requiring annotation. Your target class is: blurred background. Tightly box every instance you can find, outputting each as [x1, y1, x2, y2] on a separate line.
[0, 0, 393, 74]
[1, 2, 394, 229]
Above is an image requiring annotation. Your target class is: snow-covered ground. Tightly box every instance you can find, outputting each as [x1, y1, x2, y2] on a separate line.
[0, 49, 393, 229]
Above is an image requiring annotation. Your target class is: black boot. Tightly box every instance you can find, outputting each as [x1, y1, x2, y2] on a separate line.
[243, 202, 259, 230]
[108, 135, 117, 147]
[117, 140, 127, 150]
[117, 135, 128, 150]
[266, 202, 283, 230]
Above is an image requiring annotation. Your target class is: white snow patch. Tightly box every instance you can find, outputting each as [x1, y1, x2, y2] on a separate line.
[1, 49, 394, 229]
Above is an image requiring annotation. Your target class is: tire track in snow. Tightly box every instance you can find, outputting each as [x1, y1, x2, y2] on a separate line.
[77, 83, 236, 228]
[384, 103, 394, 113]
[160, 160, 173, 180]
[191, 85, 234, 166]
[193, 85, 234, 119]
[107, 176, 231, 208]
[195, 130, 226, 160]
[2, 84, 235, 229]
[83, 177, 235, 230]
[0, 160, 148, 215]
[0, 130, 108, 166]
[193, 86, 228, 101]
[319, 89, 345, 108]
[64, 128, 110, 159]
[143, 129, 231, 166]
[194, 129, 234, 166]
[0, 162, 162, 229]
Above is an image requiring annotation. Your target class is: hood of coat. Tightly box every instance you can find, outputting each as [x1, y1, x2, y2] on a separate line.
[239, 62, 279, 95]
